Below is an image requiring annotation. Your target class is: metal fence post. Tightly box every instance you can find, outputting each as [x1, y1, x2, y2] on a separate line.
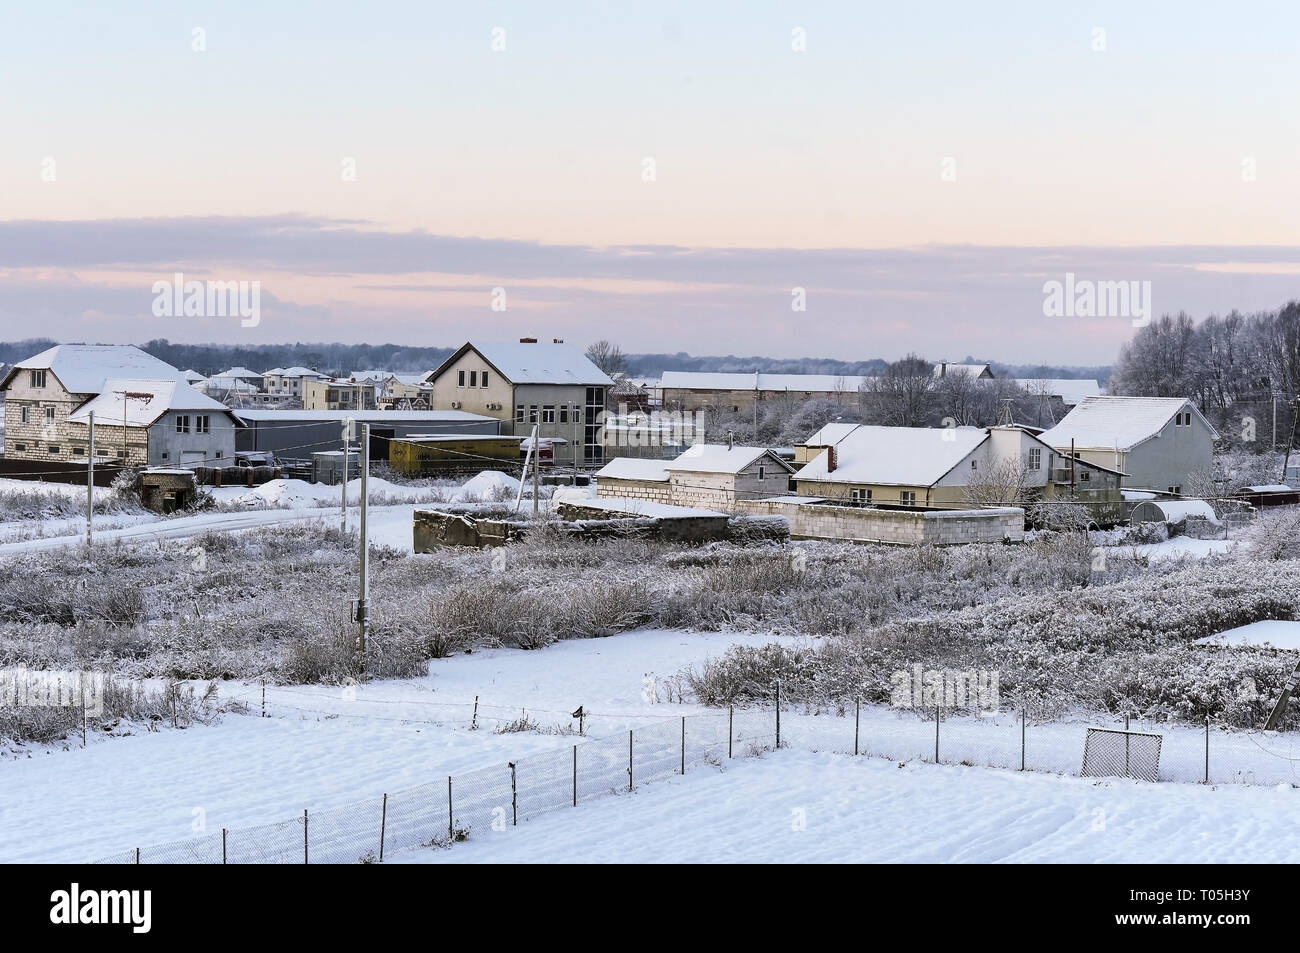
[681, 716, 686, 774]
[628, 729, 634, 791]
[775, 680, 781, 750]
[509, 762, 517, 826]
[222, 828, 227, 864]
[447, 776, 453, 840]
[728, 705, 733, 759]
[135, 847, 139, 864]
[1021, 708, 1026, 771]
[934, 704, 940, 763]
[1204, 715, 1210, 784]
[303, 809, 308, 865]
[1124, 711, 1131, 778]
[854, 698, 860, 756]
[572, 744, 578, 806]
[379, 793, 387, 861]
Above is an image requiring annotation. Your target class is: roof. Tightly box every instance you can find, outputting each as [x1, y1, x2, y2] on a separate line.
[560, 497, 725, 519]
[1038, 397, 1218, 451]
[182, 369, 207, 383]
[217, 366, 263, 379]
[1011, 379, 1101, 406]
[1240, 484, 1295, 493]
[234, 408, 496, 423]
[802, 422, 864, 446]
[430, 342, 614, 387]
[265, 366, 326, 379]
[666, 444, 794, 475]
[1132, 500, 1220, 523]
[933, 362, 992, 379]
[1, 344, 188, 394]
[660, 370, 872, 392]
[68, 379, 231, 427]
[200, 377, 259, 392]
[596, 457, 672, 482]
[794, 425, 990, 487]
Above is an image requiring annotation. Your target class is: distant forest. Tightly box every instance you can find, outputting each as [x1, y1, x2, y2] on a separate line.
[0, 337, 1109, 383]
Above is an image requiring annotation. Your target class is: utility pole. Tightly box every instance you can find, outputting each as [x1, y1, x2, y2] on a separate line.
[85, 411, 94, 546]
[341, 417, 353, 533]
[532, 424, 540, 517]
[356, 422, 370, 656]
[1280, 397, 1300, 486]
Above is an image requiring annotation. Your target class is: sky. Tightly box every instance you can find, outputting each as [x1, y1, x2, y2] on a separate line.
[1, 0, 1297, 364]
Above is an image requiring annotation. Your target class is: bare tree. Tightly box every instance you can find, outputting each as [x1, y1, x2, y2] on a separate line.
[866, 354, 936, 427]
[585, 340, 628, 381]
[961, 457, 1033, 507]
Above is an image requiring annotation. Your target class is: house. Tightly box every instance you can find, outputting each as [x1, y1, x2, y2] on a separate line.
[424, 339, 613, 467]
[197, 375, 262, 405]
[1037, 396, 1218, 494]
[660, 371, 871, 414]
[352, 371, 433, 409]
[1010, 379, 1101, 409]
[791, 423, 1124, 522]
[933, 362, 993, 379]
[0, 344, 236, 467]
[664, 443, 796, 509]
[302, 378, 378, 411]
[594, 456, 673, 505]
[67, 379, 239, 467]
[262, 366, 327, 401]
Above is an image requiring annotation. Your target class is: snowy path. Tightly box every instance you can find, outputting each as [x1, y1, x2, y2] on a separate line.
[395, 748, 1300, 864]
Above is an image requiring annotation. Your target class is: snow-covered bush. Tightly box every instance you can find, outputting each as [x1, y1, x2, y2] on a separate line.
[1242, 505, 1300, 561]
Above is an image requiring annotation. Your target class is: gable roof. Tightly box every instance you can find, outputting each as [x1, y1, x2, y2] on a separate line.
[595, 457, 671, 482]
[1011, 379, 1101, 406]
[666, 444, 795, 475]
[794, 425, 990, 487]
[429, 342, 613, 387]
[801, 422, 865, 446]
[1, 344, 188, 394]
[217, 366, 263, 379]
[933, 362, 992, 379]
[1038, 396, 1218, 451]
[67, 379, 232, 427]
[660, 370, 872, 392]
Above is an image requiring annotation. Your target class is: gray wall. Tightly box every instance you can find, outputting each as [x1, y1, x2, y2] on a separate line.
[237, 415, 500, 461]
[149, 411, 238, 467]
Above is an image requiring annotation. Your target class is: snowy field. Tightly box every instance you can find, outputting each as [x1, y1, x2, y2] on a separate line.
[6, 628, 1300, 863]
[1197, 620, 1300, 650]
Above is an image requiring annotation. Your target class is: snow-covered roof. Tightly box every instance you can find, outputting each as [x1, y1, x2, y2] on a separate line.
[596, 457, 671, 482]
[68, 379, 231, 427]
[933, 362, 991, 379]
[182, 369, 207, 384]
[234, 408, 495, 424]
[265, 366, 326, 379]
[1240, 484, 1294, 493]
[1038, 397, 1218, 451]
[201, 376, 259, 393]
[434, 342, 613, 386]
[217, 366, 263, 379]
[667, 444, 793, 475]
[2, 344, 187, 394]
[560, 497, 725, 519]
[660, 370, 872, 393]
[801, 422, 864, 446]
[1011, 379, 1101, 406]
[794, 425, 989, 487]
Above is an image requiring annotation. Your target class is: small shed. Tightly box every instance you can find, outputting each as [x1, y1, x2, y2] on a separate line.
[1130, 499, 1219, 525]
[140, 468, 198, 513]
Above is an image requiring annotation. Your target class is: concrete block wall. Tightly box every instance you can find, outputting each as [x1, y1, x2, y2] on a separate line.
[735, 500, 1024, 545]
[596, 478, 673, 505]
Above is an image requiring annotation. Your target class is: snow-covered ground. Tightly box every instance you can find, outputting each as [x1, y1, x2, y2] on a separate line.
[392, 748, 1300, 864]
[1106, 536, 1237, 560]
[1197, 619, 1300, 649]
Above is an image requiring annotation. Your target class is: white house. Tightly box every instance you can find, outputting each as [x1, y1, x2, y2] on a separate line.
[1037, 396, 1218, 494]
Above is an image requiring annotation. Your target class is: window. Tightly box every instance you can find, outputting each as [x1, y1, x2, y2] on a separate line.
[469, 370, 478, 387]
[1168, 485, 1182, 494]
[481, 371, 489, 388]
[528, 405, 539, 424]
[559, 406, 569, 424]
[73, 447, 84, 455]
[758, 465, 766, 480]
[30, 369, 46, 388]
[47, 445, 60, 454]
[457, 370, 466, 387]
[1080, 471, 1090, 482]
[850, 488, 872, 502]
[20, 406, 29, 424]
[1028, 448, 1042, 470]
[13, 443, 25, 452]
[515, 404, 525, 423]
[176, 415, 190, 434]
[1175, 411, 1192, 426]
[44, 407, 55, 422]
[196, 415, 210, 434]
[161, 452, 168, 459]
[542, 405, 556, 424]
[900, 491, 916, 505]
[971, 460, 978, 469]
[96, 448, 109, 456]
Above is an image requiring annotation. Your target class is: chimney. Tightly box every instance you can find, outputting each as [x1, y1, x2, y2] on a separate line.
[727, 430, 734, 450]
[826, 445, 837, 472]
[519, 337, 537, 344]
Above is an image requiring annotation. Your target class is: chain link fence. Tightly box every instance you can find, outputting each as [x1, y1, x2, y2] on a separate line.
[91, 699, 1300, 864]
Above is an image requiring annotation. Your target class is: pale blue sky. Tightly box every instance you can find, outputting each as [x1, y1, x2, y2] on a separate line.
[1, 1, 1297, 360]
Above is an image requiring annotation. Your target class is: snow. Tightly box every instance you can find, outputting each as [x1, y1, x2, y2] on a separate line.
[393, 748, 1300, 864]
[595, 457, 670, 482]
[2, 344, 188, 394]
[562, 497, 725, 518]
[233, 408, 493, 423]
[1109, 536, 1236, 561]
[1196, 620, 1300, 650]
[668, 443, 789, 475]
[795, 425, 988, 486]
[1241, 485, 1294, 493]
[443, 342, 612, 386]
[1132, 500, 1220, 523]
[660, 370, 873, 393]
[1038, 396, 1217, 451]
[455, 470, 519, 501]
[67, 378, 229, 427]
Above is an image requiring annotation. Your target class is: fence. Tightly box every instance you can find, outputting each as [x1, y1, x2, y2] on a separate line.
[91, 699, 1300, 864]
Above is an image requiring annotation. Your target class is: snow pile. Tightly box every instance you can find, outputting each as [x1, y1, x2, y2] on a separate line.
[1196, 620, 1300, 650]
[453, 471, 520, 502]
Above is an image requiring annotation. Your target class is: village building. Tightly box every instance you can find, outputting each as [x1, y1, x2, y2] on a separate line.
[301, 377, 378, 411]
[262, 366, 327, 401]
[593, 456, 673, 504]
[791, 423, 1124, 523]
[1037, 396, 1217, 494]
[660, 370, 871, 415]
[665, 443, 796, 509]
[424, 339, 613, 467]
[0, 345, 235, 468]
